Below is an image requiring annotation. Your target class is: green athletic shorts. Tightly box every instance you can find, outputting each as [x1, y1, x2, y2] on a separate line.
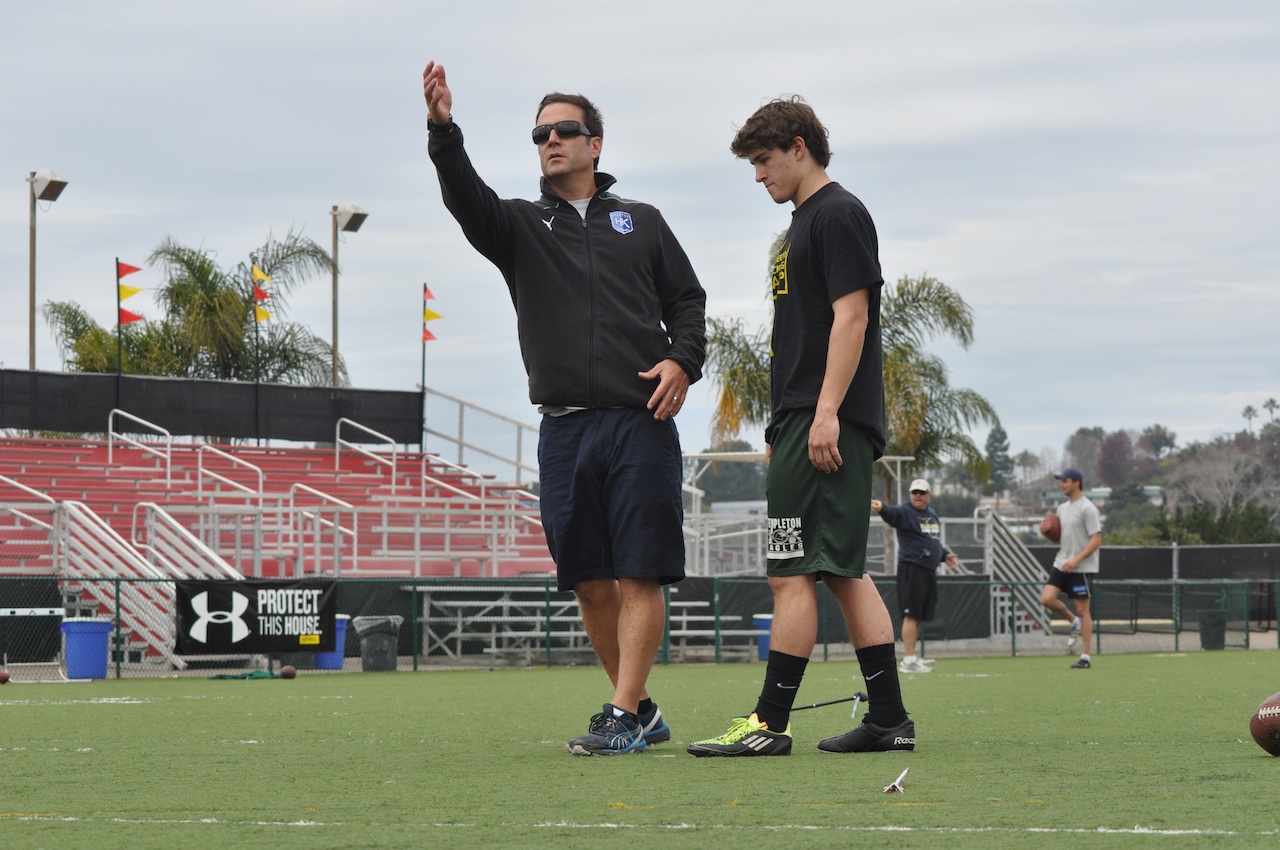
[765, 409, 875, 578]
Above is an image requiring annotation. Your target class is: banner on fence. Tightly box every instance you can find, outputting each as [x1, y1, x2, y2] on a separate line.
[174, 580, 337, 654]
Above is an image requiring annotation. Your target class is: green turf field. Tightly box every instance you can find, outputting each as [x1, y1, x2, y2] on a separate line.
[2, 651, 1277, 849]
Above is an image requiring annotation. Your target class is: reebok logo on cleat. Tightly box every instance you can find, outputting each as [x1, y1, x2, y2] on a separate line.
[894, 736, 915, 746]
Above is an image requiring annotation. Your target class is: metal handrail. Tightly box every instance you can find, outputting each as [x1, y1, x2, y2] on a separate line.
[129, 502, 244, 580]
[0, 473, 57, 505]
[290, 483, 357, 574]
[416, 455, 541, 528]
[196, 445, 264, 507]
[335, 418, 398, 493]
[107, 408, 172, 487]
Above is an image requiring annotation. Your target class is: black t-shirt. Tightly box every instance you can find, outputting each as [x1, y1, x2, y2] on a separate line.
[766, 182, 885, 456]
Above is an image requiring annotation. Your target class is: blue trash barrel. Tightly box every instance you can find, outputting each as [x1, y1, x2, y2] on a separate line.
[61, 617, 114, 679]
[315, 614, 350, 670]
[753, 613, 774, 661]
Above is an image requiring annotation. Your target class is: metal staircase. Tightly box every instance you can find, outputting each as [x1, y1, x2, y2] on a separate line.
[975, 507, 1051, 637]
[57, 501, 243, 670]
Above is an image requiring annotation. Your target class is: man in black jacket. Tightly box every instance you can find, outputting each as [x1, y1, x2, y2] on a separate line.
[423, 61, 707, 756]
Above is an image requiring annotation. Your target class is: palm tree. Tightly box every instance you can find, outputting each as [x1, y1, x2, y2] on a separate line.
[705, 247, 999, 501]
[1242, 404, 1258, 435]
[879, 275, 997, 495]
[44, 229, 343, 386]
[1263, 398, 1278, 423]
[705, 316, 771, 446]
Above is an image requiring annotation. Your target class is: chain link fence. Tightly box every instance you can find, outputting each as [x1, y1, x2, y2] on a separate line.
[1, 576, 1273, 682]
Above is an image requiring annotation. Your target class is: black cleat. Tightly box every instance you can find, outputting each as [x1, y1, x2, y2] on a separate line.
[687, 713, 792, 757]
[817, 716, 915, 753]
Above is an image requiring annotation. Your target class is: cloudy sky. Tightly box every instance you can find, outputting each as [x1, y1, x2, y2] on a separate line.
[3, 1, 1276, 470]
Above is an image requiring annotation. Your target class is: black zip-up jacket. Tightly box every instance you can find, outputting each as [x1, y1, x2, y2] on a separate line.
[428, 122, 706, 410]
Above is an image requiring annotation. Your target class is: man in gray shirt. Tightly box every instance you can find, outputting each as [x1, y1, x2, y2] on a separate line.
[1039, 467, 1102, 668]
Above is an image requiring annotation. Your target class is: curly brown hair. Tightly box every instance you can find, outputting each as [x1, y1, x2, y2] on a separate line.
[730, 96, 831, 168]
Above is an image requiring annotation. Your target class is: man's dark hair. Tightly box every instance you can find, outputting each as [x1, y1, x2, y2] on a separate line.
[730, 95, 831, 168]
[537, 92, 604, 168]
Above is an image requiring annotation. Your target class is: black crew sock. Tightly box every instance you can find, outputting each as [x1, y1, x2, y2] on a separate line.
[856, 643, 909, 727]
[638, 697, 654, 717]
[753, 650, 809, 732]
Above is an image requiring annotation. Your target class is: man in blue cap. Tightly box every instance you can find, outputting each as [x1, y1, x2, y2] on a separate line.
[1040, 468, 1102, 668]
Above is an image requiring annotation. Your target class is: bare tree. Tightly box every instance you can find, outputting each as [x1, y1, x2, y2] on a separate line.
[1165, 443, 1275, 514]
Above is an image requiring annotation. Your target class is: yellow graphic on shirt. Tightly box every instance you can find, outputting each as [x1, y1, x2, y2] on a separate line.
[771, 242, 790, 300]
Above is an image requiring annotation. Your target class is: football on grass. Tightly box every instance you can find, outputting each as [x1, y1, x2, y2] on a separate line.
[1039, 512, 1061, 543]
[280, 665, 297, 680]
[1250, 691, 1280, 756]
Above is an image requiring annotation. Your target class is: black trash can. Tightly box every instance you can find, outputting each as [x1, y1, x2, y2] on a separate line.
[1198, 609, 1227, 651]
[351, 615, 404, 671]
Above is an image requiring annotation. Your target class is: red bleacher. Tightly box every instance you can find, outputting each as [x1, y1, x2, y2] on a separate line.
[0, 435, 554, 579]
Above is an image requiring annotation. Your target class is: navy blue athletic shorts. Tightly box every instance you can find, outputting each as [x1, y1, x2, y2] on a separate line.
[537, 408, 686, 592]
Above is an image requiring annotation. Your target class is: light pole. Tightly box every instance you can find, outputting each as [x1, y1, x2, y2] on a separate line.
[28, 169, 69, 370]
[330, 203, 368, 387]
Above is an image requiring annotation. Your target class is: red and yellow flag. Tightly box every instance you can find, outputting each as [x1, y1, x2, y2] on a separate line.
[422, 283, 443, 342]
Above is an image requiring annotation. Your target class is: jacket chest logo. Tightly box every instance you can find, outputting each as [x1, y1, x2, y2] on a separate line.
[609, 211, 634, 234]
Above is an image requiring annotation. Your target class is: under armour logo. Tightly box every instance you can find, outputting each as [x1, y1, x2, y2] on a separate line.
[542, 217, 555, 230]
[189, 591, 251, 643]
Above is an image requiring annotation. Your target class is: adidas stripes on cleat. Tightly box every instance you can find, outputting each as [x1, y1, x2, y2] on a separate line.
[817, 716, 916, 753]
[567, 704, 647, 756]
[686, 712, 792, 757]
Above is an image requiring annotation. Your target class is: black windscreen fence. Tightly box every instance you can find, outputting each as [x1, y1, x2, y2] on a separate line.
[0, 370, 422, 444]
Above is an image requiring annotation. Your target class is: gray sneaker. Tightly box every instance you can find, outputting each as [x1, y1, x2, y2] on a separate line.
[567, 704, 647, 756]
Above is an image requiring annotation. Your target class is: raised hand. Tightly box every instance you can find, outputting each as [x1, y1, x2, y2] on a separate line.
[423, 61, 453, 125]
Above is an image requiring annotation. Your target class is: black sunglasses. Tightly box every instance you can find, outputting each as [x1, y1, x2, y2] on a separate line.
[531, 120, 593, 145]
[910, 490, 928, 496]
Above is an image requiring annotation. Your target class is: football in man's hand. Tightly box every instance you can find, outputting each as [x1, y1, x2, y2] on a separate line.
[1039, 512, 1061, 543]
[1250, 691, 1280, 756]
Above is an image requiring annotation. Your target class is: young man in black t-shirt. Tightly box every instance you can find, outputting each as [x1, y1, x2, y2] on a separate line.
[689, 97, 913, 757]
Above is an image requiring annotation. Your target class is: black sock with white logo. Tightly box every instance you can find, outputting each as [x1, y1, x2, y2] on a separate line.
[753, 650, 808, 732]
[856, 643, 909, 727]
